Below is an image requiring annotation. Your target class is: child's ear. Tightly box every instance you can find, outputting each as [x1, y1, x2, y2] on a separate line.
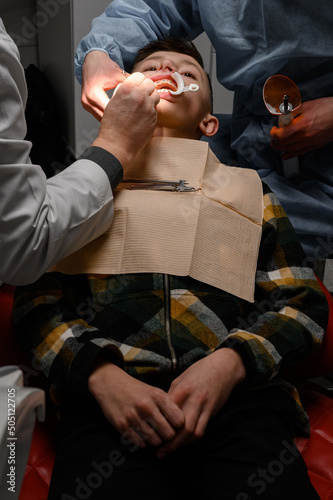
[199, 114, 219, 137]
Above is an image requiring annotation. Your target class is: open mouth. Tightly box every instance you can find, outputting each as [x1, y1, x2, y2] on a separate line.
[154, 79, 178, 93]
[150, 74, 178, 93]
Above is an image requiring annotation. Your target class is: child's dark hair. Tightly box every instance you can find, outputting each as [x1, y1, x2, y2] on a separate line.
[132, 38, 213, 112]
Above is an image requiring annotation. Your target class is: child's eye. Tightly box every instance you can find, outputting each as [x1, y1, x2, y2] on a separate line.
[181, 72, 196, 79]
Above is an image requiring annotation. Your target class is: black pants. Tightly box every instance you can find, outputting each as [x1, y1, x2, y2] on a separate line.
[48, 386, 319, 500]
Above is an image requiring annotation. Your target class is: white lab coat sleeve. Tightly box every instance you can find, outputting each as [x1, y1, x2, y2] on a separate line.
[0, 20, 122, 285]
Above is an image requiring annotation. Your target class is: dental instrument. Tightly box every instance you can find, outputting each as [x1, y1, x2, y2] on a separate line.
[263, 75, 302, 179]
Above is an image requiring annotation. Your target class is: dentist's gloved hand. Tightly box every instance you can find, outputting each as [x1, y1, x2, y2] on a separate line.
[92, 72, 160, 171]
[81, 50, 130, 121]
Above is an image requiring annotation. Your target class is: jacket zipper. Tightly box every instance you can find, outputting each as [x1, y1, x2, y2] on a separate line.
[163, 274, 178, 374]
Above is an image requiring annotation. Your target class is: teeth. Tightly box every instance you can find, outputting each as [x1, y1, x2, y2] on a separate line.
[154, 78, 177, 92]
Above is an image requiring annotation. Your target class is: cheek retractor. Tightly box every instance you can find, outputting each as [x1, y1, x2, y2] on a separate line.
[112, 71, 199, 98]
[169, 72, 199, 95]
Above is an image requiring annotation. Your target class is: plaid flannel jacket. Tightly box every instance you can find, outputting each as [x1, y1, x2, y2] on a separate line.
[13, 183, 328, 433]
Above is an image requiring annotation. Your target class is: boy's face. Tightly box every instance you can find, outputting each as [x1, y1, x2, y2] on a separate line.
[133, 51, 215, 139]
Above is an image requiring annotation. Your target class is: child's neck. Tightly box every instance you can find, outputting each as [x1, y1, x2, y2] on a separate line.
[153, 126, 201, 140]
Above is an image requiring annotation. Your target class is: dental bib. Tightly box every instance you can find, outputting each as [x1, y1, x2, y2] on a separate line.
[49, 138, 263, 302]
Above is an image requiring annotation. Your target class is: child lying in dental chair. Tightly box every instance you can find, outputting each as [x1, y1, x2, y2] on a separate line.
[13, 39, 327, 500]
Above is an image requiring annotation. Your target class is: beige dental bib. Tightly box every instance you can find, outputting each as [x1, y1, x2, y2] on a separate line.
[50, 138, 263, 302]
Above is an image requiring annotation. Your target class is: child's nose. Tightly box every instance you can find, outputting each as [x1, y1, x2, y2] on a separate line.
[160, 59, 177, 72]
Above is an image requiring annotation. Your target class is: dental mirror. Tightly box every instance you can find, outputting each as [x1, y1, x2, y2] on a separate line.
[263, 75, 301, 118]
[263, 75, 302, 179]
